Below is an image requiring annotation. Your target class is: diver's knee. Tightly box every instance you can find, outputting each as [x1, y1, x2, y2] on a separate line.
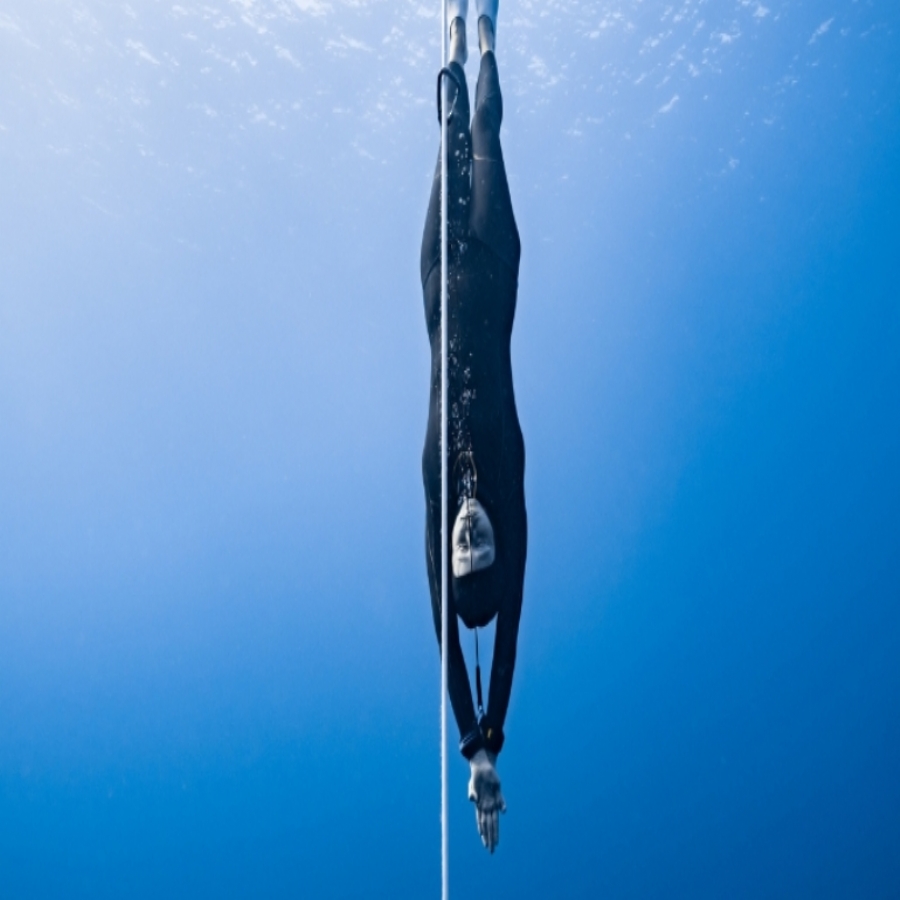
[473, 98, 502, 139]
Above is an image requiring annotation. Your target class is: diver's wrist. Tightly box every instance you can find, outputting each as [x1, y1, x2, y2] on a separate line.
[460, 725, 486, 760]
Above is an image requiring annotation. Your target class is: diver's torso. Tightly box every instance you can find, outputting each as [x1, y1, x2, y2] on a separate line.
[422, 238, 526, 630]
[423, 237, 523, 503]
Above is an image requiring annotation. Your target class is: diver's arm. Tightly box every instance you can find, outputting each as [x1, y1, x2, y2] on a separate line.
[445, 605, 484, 758]
[427, 496, 482, 757]
[483, 584, 522, 755]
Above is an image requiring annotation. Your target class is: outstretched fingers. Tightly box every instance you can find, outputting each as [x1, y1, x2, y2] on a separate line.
[479, 792, 506, 852]
[473, 800, 495, 850]
[476, 805, 487, 847]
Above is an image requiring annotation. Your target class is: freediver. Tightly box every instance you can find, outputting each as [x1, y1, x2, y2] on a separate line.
[421, 0, 526, 854]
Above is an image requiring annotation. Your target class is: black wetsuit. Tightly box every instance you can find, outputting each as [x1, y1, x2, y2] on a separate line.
[421, 51, 526, 760]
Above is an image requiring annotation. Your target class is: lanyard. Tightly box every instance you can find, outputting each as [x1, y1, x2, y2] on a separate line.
[475, 627, 485, 720]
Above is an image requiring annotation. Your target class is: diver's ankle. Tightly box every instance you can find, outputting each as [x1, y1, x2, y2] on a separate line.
[478, 15, 495, 54]
[449, 16, 468, 66]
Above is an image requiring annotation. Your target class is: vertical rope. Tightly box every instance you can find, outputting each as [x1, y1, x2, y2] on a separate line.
[439, 1, 449, 899]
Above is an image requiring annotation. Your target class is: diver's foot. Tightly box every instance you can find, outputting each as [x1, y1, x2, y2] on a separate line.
[476, 0, 498, 53]
[447, 0, 468, 65]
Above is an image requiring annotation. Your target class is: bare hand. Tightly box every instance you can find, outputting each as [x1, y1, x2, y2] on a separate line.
[467, 749, 506, 852]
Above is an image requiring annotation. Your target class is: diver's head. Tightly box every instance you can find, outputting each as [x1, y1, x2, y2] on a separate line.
[451, 498, 499, 629]
[452, 497, 495, 578]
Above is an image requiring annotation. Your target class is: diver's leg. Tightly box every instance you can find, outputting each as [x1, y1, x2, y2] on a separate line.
[420, 59, 473, 288]
[470, 50, 520, 272]
[448, 1, 468, 66]
[476, 0, 498, 53]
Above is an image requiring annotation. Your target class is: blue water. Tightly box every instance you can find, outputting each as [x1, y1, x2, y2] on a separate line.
[1, 2, 898, 897]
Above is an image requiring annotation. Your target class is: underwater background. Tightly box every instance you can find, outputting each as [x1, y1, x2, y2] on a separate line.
[1, 1, 898, 896]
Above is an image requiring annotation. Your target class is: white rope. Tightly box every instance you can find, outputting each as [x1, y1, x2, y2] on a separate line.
[439, 1, 450, 899]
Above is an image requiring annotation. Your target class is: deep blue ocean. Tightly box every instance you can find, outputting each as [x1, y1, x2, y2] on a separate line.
[1, 1, 898, 897]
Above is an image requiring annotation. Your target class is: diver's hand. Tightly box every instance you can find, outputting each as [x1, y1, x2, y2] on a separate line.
[467, 749, 506, 852]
